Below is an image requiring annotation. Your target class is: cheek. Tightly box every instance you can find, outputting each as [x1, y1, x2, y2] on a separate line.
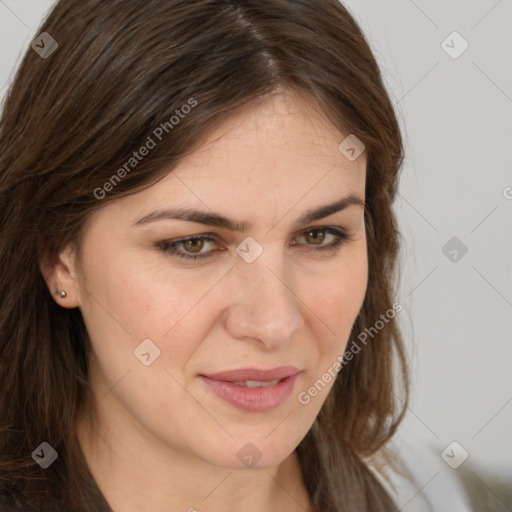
[304, 244, 368, 346]
[294, 245, 367, 409]
[81, 245, 220, 340]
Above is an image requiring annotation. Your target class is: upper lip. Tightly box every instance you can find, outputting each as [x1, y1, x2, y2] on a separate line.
[201, 366, 300, 382]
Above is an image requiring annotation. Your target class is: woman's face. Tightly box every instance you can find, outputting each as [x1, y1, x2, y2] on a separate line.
[63, 91, 368, 470]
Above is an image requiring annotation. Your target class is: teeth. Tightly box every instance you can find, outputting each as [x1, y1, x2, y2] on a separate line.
[233, 379, 280, 387]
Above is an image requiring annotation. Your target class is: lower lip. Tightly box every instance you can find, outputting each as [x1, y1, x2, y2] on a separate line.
[200, 373, 300, 412]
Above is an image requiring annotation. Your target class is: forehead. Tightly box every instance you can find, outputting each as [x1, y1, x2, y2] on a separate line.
[105, 91, 366, 229]
[151, 92, 364, 197]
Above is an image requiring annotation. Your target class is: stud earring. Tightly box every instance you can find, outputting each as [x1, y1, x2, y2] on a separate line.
[54, 289, 67, 298]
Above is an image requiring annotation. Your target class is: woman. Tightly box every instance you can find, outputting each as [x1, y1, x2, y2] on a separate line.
[0, 0, 409, 510]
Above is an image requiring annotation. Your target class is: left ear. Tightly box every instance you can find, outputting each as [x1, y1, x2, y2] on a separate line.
[39, 243, 82, 308]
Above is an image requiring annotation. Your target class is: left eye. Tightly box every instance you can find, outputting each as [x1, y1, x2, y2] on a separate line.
[297, 228, 331, 245]
[292, 227, 351, 251]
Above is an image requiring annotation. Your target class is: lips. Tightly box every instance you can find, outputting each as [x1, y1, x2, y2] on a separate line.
[203, 366, 300, 382]
[200, 366, 300, 412]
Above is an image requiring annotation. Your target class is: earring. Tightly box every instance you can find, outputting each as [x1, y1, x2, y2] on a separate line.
[54, 289, 67, 298]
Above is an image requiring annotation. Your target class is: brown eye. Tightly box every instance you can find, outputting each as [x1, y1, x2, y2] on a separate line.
[292, 227, 350, 252]
[160, 235, 218, 260]
[183, 238, 204, 253]
[303, 229, 325, 245]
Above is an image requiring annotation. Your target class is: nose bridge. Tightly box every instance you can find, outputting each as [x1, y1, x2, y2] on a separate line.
[226, 248, 304, 346]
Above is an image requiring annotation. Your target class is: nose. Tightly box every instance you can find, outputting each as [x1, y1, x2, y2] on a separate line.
[223, 255, 304, 349]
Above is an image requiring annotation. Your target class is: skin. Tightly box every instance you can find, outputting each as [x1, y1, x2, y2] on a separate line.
[43, 90, 368, 512]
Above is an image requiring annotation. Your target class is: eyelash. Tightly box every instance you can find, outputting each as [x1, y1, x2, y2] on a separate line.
[158, 227, 352, 261]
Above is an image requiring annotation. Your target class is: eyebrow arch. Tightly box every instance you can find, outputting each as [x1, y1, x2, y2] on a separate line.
[133, 193, 365, 232]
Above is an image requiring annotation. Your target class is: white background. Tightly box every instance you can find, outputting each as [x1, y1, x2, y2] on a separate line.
[1, 1, 511, 509]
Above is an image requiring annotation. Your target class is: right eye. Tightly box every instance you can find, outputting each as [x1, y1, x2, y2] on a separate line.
[159, 235, 221, 260]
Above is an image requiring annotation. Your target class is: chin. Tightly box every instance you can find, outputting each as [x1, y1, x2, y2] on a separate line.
[203, 431, 302, 470]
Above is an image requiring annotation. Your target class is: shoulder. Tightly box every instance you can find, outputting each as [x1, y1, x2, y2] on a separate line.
[0, 482, 23, 511]
[367, 435, 472, 512]
[0, 479, 65, 512]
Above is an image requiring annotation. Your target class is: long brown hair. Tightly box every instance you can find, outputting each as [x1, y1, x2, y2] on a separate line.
[0, 0, 408, 510]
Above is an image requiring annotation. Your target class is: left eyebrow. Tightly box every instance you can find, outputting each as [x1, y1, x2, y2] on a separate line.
[292, 193, 365, 228]
[132, 193, 365, 231]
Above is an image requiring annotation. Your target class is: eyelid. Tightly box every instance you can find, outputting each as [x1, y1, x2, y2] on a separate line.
[293, 225, 349, 237]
